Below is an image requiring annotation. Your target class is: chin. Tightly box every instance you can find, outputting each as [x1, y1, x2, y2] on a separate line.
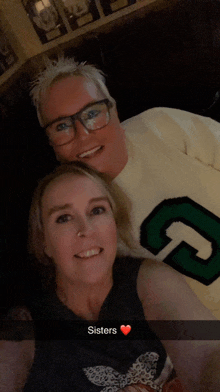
[84, 272, 106, 284]
[54, 151, 74, 163]
[81, 269, 111, 286]
[56, 155, 69, 163]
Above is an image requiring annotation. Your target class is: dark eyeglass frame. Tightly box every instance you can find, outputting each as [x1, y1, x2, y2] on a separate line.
[44, 98, 114, 133]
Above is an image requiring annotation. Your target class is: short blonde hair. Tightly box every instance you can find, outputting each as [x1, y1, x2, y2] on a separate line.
[28, 162, 138, 287]
[30, 57, 115, 127]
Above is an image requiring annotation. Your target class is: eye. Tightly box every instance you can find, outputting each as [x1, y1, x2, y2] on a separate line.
[55, 119, 73, 133]
[88, 109, 100, 119]
[91, 206, 106, 216]
[83, 109, 100, 121]
[56, 214, 72, 223]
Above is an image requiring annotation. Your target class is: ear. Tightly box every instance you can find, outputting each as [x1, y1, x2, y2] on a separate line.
[113, 100, 119, 118]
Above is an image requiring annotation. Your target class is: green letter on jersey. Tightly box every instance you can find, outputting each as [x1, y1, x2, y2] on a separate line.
[140, 197, 220, 285]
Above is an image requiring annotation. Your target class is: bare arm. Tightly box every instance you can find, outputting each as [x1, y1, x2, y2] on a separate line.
[0, 340, 35, 391]
[137, 259, 220, 392]
[0, 307, 35, 392]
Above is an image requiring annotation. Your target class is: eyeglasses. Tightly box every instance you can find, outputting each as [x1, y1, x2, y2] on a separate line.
[44, 99, 114, 147]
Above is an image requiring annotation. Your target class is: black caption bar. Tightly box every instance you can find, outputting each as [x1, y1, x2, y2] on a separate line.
[0, 320, 220, 340]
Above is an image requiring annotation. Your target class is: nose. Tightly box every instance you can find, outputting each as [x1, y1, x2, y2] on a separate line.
[75, 216, 94, 238]
[74, 119, 90, 140]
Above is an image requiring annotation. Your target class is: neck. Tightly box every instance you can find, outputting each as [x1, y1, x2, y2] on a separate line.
[56, 275, 113, 321]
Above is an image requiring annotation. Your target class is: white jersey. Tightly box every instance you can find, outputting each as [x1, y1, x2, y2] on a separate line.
[114, 107, 220, 318]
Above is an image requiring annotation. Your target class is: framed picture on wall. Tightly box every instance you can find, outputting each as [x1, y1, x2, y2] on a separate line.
[99, 0, 136, 16]
[0, 28, 17, 76]
[22, 0, 68, 44]
[60, 0, 100, 30]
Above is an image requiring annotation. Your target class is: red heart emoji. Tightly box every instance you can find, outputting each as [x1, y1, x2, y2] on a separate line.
[120, 325, 131, 335]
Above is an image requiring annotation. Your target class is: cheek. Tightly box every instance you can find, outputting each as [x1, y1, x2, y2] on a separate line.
[112, 225, 118, 244]
[109, 110, 122, 132]
[54, 144, 75, 162]
[44, 229, 74, 260]
[102, 221, 118, 248]
[106, 123, 125, 148]
[43, 230, 53, 258]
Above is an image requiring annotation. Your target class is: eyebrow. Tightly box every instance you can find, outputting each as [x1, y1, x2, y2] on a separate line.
[47, 196, 110, 217]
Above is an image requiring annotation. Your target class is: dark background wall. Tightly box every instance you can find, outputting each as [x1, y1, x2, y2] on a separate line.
[1, 0, 220, 311]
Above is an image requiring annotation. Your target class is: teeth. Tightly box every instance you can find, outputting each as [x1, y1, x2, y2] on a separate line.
[76, 248, 101, 258]
[79, 146, 101, 158]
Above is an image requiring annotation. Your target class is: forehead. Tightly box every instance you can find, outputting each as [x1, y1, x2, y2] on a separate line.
[41, 76, 104, 123]
[42, 173, 108, 207]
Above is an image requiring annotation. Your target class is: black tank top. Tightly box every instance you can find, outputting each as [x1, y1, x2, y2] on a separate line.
[24, 257, 172, 391]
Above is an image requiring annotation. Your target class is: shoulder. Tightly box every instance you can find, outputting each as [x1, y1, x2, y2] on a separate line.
[122, 107, 200, 127]
[136, 258, 192, 315]
[137, 258, 200, 300]
[121, 107, 200, 146]
[124, 107, 218, 123]
[123, 107, 220, 166]
[137, 259, 216, 321]
[137, 258, 185, 298]
[122, 106, 220, 133]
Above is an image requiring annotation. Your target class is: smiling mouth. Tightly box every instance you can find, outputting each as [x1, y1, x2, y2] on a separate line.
[77, 146, 103, 159]
[75, 248, 103, 259]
